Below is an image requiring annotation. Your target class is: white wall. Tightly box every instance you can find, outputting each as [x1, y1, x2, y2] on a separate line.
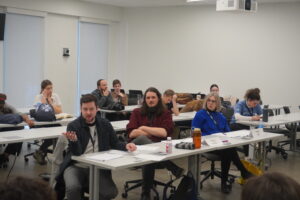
[123, 3, 300, 106]
[44, 14, 78, 114]
[0, 0, 124, 114]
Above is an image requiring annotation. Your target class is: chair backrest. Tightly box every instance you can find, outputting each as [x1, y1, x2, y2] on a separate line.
[111, 89, 125, 94]
[127, 95, 138, 105]
[283, 106, 290, 114]
[129, 90, 143, 96]
[221, 107, 234, 125]
[268, 109, 275, 116]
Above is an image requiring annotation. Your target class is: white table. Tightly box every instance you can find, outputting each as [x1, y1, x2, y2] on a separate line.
[109, 112, 196, 132]
[0, 126, 67, 145]
[0, 117, 76, 129]
[73, 131, 282, 200]
[100, 104, 187, 118]
[173, 111, 196, 122]
[111, 120, 129, 132]
[263, 104, 291, 115]
[237, 112, 300, 151]
[100, 105, 140, 118]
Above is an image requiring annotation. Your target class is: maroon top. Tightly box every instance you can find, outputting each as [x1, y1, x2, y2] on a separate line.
[126, 108, 174, 142]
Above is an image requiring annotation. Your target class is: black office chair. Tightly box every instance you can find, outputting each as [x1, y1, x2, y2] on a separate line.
[276, 106, 300, 150]
[129, 89, 143, 97]
[122, 130, 181, 200]
[122, 166, 177, 200]
[200, 107, 236, 189]
[200, 153, 235, 189]
[263, 109, 290, 159]
[128, 94, 138, 105]
[111, 89, 125, 94]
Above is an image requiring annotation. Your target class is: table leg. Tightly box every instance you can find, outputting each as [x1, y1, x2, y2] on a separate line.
[93, 167, 99, 200]
[257, 141, 266, 172]
[89, 165, 94, 200]
[188, 154, 203, 200]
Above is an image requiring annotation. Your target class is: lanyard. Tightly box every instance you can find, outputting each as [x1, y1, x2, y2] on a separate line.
[245, 105, 254, 116]
[206, 110, 220, 130]
[88, 127, 97, 152]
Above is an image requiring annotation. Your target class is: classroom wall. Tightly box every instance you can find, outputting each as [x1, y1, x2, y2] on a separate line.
[0, 0, 124, 114]
[123, 2, 300, 106]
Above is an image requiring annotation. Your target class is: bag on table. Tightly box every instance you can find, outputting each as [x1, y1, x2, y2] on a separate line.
[0, 114, 23, 124]
[30, 103, 56, 121]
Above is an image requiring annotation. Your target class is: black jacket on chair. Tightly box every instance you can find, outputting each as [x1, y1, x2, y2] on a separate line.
[55, 113, 127, 199]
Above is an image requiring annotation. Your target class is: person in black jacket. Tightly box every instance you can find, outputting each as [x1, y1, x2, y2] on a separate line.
[56, 94, 136, 200]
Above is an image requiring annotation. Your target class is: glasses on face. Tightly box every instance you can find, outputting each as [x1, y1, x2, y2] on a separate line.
[207, 99, 216, 103]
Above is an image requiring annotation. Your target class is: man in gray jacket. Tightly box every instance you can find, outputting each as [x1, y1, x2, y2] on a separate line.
[91, 79, 114, 109]
[57, 94, 136, 200]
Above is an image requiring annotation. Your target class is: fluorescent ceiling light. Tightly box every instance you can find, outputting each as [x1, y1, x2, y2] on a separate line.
[186, 0, 205, 2]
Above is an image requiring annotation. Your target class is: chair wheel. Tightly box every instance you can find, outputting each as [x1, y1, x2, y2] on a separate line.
[282, 153, 288, 160]
[24, 157, 29, 162]
[228, 178, 235, 184]
[122, 192, 128, 198]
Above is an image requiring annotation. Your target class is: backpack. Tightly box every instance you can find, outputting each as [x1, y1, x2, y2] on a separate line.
[170, 171, 197, 200]
[0, 114, 23, 124]
[30, 103, 56, 121]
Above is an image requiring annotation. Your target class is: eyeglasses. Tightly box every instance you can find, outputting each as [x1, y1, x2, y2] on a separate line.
[207, 99, 216, 103]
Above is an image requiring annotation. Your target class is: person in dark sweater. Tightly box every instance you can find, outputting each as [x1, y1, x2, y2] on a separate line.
[0, 93, 34, 168]
[56, 94, 136, 200]
[127, 87, 183, 200]
[192, 92, 253, 194]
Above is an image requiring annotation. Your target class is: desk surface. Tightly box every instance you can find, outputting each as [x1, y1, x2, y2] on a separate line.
[72, 131, 282, 171]
[238, 112, 300, 127]
[101, 104, 186, 114]
[110, 112, 195, 132]
[0, 117, 76, 129]
[0, 126, 66, 144]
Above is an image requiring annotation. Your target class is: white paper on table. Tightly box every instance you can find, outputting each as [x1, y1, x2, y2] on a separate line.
[134, 153, 167, 161]
[86, 152, 123, 161]
[203, 136, 223, 147]
[224, 130, 251, 138]
[136, 145, 161, 153]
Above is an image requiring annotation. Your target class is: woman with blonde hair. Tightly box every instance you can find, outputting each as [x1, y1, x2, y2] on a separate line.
[192, 93, 253, 193]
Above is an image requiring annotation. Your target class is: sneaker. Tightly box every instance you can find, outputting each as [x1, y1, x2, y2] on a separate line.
[33, 150, 47, 165]
[0, 154, 9, 168]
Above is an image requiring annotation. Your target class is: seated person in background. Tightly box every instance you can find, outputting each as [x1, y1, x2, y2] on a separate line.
[33, 79, 62, 165]
[210, 83, 233, 108]
[162, 89, 179, 116]
[0, 176, 56, 200]
[56, 94, 136, 200]
[127, 87, 183, 200]
[230, 88, 262, 131]
[91, 79, 114, 109]
[192, 93, 253, 194]
[111, 79, 128, 106]
[0, 93, 34, 168]
[241, 172, 300, 200]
